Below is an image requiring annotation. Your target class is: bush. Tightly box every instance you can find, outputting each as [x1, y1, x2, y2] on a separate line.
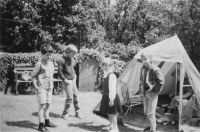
[106, 43, 140, 62]
[75, 48, 104, 64]
[0, 52, 62, 93]
[0, 49, 128, 93]
[0, 48, 102, 79]
[0, 52, 61, 78]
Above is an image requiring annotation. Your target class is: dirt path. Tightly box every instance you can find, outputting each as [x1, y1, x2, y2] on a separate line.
[1, 92, 178, 132]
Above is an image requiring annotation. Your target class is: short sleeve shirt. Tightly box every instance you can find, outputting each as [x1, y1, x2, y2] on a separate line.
[32, 60, 54, 89]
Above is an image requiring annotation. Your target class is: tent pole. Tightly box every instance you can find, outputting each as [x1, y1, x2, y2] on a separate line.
[178, 63, 185, 131]
[175, 63, 177, 96]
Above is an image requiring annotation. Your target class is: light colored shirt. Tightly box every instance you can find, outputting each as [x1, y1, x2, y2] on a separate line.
[109, 73, 117, 101]
[32, 60, 54, 89]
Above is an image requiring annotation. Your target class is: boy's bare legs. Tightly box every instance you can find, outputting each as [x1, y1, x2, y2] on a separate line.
[38, 104, 46, 123]
[38, 104, 49, 132]
[44, 103, 56, 127]
[44, 104, 50, 119]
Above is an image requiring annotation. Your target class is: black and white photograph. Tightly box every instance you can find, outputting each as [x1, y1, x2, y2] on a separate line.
[0, 0, 200, 132]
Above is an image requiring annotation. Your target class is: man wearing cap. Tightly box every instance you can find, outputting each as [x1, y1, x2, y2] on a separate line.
[139, 53, 165, 132]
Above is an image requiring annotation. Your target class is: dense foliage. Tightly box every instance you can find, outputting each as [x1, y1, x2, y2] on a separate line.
[1, 0, 200, 64]
[0, 49, 127, 92]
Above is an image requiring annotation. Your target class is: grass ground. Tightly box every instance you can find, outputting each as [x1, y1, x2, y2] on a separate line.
[1, 92, 179, 132]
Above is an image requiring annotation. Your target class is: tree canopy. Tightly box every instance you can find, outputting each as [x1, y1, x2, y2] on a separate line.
[0, 0, 200, 64]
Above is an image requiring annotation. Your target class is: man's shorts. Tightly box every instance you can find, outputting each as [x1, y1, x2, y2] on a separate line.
[37, 88, 53, 104]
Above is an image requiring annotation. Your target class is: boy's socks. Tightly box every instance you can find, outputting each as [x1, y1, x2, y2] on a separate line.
[62, 113, 70, 120]
[45, 119, 56, 127]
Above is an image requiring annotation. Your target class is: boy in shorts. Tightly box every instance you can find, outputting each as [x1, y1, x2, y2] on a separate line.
[32, 44, 56, 132]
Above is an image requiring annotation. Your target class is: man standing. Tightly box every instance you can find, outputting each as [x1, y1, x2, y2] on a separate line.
[139, 53, 165, 132]
[58, 44, 83, 119]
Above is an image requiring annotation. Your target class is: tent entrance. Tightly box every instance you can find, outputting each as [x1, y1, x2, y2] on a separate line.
[118, 36, 200, 131]
[156, 61, 199, 131]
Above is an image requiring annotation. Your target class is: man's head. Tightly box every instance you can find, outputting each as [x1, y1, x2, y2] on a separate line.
[140, 53, 153, 69]
[63, 44, 78, 59]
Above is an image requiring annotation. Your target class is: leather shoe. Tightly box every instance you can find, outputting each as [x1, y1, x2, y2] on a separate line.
[45, 121, 56, 127]
[38, 123, 49, 132]
[143, 126, 150, 132]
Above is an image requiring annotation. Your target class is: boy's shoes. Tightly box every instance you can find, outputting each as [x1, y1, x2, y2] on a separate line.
[45, 119, 56, 127]
[62, 113, 84, 119]
[62, 114, 70, 120]
[143, 126, 150, 132]
[75, 112, 84, 119]
[38, 123, 49, 132]
[117, 118, 125, 126]
[143, 126, 158, 132]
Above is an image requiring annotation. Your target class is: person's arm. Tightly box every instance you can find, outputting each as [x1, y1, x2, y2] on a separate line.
[139, 67, 144, 95]
[109, 73, 117, 106]
[149, 68, 164, 92]
[58, 60, 66, 80]
[182, 87, 193, 99]
[32, 78, 40, 92]
[182, 92, 193, 99]
[32, 62, 41, 92]
[58, 59, 72, 84]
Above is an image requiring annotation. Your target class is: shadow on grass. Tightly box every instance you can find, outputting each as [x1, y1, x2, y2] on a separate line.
[119, 125, 142, 132]
[32, 112, 62, 118]
[68, 122, 108, 132]
[5, 120, 38, 130]
[68, 122, 140, 132]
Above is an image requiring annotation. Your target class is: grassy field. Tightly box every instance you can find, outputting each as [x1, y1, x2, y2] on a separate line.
[1, 92, 179, 132]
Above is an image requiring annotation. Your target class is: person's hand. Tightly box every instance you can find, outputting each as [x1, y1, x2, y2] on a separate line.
[140, 93, 143, 98]
[64, 79, 72, 85]
[140, 85, 144, 93]
[13, 70, 17, 73]
[169, 92, 175, 98]
[174, 96, 180, 100]
[109, 100, 114, 107]
[148, 84, 155, 92]
[35, 87, 41, 94]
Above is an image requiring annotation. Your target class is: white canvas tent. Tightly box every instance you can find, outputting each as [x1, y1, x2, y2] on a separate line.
[117, 35, 200, 130]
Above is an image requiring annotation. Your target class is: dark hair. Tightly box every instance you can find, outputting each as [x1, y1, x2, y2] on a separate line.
[40, 44, 53, 54]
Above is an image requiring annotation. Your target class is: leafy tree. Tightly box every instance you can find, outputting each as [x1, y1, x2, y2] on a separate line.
[158, 0, 200, 68]
[0, 0, 80, 52]
[0, 0, 199, 68]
